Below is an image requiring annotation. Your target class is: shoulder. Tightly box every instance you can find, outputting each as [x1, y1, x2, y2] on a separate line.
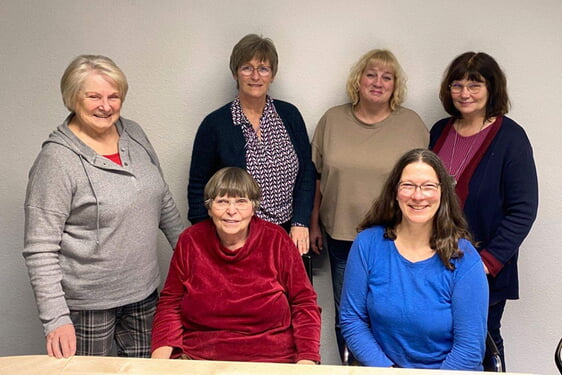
[271, 99, 300, 115]
[316, 104, 352, 128]
[430, 117, 452, 133]
[393, 106, 423, 121]
[497, 116, 531, 141]
[200, 102, 233, 125]
[355, 225, 387, 244]
[451, 239, 483, 270]
[323, 103, 351, 117]
[254, 217, 290, 239]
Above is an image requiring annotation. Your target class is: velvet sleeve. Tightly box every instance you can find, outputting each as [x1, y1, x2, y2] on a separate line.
[441, 241, 489, 370]
[187, 115, 220, 224]
[340, 234, 394, 367]
[278, 234, 321, 362]
[480, 127, 538, 269]
[151, 231, 189, 355]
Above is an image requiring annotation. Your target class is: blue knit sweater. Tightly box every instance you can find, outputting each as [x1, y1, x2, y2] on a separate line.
[340, 226, 488, 370]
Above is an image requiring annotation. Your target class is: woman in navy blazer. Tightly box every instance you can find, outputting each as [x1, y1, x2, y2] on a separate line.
[429, 52, 538, 370]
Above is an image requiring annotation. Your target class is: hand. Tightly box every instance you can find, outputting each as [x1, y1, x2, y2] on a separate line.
[46, 324, 76, 359]
[290, 226, 309, 255]
[151, 346, 173, 359]
[296, 359, 317, 365]
[309, 220, 323, 255]
[483, 262, 490, 274]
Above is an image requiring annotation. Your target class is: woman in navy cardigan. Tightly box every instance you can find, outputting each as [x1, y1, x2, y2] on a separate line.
[429, 52, 538, 370]
[187, 34, 315, 255]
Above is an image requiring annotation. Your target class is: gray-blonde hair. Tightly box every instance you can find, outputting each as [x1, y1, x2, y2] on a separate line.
[60, 54, 128, 112]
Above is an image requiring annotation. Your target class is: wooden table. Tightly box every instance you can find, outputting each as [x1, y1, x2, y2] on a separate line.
[0, 355, 539, 375]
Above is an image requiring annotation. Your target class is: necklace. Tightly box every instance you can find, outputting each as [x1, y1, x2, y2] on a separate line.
[448, 119, 489, 183]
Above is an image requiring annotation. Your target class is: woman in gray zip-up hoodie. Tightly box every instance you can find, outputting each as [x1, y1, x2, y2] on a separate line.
[23, 55, 184, 359]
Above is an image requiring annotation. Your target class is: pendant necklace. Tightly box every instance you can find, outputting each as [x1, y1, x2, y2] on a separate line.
[448, 119, 488, 184]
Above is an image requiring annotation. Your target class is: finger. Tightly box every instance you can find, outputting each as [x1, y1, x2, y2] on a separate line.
[52, 337, 63, 359]
[46, 338, 54, 357]
[60, 335, 75, 358]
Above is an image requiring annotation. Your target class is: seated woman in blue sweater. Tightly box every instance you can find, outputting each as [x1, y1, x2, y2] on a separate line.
[340, 148, 488, 370]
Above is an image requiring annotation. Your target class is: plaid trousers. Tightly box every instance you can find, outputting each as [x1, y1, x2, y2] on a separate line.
[70, 289, 158, 357]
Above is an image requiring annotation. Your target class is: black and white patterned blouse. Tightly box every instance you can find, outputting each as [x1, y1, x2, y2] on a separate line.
[231, 95, 299, 225]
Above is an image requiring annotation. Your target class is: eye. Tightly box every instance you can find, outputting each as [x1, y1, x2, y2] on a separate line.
[421, 183, 439, 190]
[382, 75, 393, 81]
[258, 66, 271, 74]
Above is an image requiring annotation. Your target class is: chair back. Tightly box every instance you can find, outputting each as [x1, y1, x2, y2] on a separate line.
[483, 332, 504, 372]
[554, 339, 562, 374]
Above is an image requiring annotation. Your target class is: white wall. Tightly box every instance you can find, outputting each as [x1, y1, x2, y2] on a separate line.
[1, 1, 560, 373]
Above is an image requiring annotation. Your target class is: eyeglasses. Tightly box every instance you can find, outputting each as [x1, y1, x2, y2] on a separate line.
[239, 65, 272, 77]
[449, 82, 485, 94]
[398, 182, 440, 196]
[211, 198, 252, 211]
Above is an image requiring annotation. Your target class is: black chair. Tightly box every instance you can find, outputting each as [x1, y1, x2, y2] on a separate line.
[554, 339, 562, 374]
[302, 254, 313, 284]
[483, 331, 503, 372]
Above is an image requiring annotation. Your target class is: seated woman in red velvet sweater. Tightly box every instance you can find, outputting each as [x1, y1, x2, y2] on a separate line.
[151, 167, 321, 364]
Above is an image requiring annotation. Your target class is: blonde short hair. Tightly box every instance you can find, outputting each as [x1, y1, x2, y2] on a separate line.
[346, 49, 407, 111]
[60, 55, 128, 112]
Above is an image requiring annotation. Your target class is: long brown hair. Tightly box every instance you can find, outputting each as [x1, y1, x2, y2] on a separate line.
[358, 149, 471, 270]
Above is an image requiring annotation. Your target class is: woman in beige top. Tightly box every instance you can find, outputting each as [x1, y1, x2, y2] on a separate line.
[310, 49, 428, 363]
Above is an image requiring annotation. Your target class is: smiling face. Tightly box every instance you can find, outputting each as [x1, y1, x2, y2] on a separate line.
[235, 57, 274, 102]
[72, 73, 122, 136]
[397, 161, 441, 228]
[450, 77, 489, 119]
[209, 195, 255, 249]
[357, 63, 395, 107]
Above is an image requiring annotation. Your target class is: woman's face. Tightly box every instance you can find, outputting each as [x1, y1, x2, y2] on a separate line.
[209, 195, 254, 247]
[72, 73, 122, 134]
[396, 161, 441, 228]
[358, 63, 395, 107]
[450, 77, 489, 118]
[235, 57, 274, 101]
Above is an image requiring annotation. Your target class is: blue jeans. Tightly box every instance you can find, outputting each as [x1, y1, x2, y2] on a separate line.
[326, 235, 353, 363]
[487, 299, 507, 370]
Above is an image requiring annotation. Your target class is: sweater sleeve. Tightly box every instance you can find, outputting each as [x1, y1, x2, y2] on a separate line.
[279, 103, 315, 227]
[23, 150, 73, 335]
[151, 232, 189, 355]
[441, 242, 489, 370]
[340, 234, 394, 367]
[480, 127, 538, 270]
[278, 234, 321, 362]
[187, 115, 220, 224]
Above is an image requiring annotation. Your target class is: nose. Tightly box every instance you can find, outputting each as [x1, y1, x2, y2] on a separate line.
[411, 185, 424, 199]
[459, 86, 472, 97]
[225, 202, 238, 214]
[98, 97, 111, 111]
[250, 68, 260, 79]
